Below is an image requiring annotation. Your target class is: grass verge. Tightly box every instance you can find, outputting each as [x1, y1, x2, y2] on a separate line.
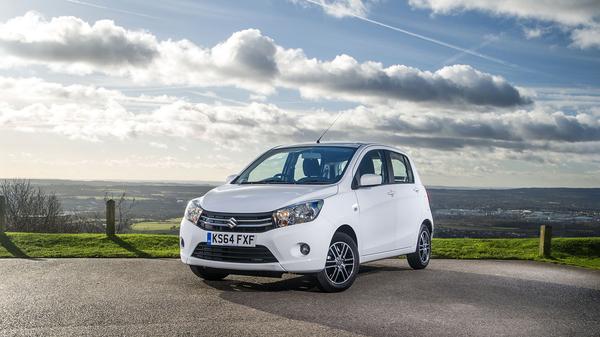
[0, 232, 179, 258]
[432, 237, 600, 269]
[0, 233, 598, 269]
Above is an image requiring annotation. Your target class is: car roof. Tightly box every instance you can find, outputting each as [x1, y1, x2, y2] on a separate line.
[273, 142, 373, 149]
[272, 142, 409, 157]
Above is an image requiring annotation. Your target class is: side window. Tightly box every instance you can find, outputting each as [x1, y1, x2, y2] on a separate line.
[356, 150, 388, 185]
[389, 151, 414, 184]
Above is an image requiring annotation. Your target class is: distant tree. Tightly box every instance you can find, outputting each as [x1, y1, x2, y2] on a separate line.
[67, 212, 105, 233]
[1, 179, 63, 232]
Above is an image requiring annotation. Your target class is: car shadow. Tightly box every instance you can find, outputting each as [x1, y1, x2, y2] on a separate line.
[206, 261, 418, 336]
[358, 263, 412, 275]
[107, 234, 152, 258]
[203, 262, 411, 293]
[0, 232, 42, 260]
[204, 274, 319, 292]
[207, 261, 594, 337]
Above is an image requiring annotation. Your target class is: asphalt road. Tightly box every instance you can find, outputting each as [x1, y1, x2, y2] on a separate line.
[0, 259, 599, 337]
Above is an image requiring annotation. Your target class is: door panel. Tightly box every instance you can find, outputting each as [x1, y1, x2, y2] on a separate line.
[354, 150, 399, 255]
[388, 151, 422, 249]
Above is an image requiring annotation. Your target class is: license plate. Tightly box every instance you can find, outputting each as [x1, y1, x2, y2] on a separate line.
[207, 232, 256, 247]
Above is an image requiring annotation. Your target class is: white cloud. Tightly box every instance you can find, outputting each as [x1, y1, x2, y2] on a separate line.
[0, 75, 177, 110]
[0, 76, 597, 153]
[523, 27, 545, 39]
[0, 76, 304, 145]
[299, 0, 372, 18]
[276, 52, 530, 106]
[1, 75, 599, 184]
[368, 104, 600, 144]
[149, 141, 168, 149]
[408, 0, 600, 49]
[571, 25, 600, 49]
[0, 11, 158, 70]
[408, 0, 600, 26]
[0, 12, 529, 107]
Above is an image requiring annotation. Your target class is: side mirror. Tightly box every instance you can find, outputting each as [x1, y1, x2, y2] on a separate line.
[359, 174, 382, 187]
[225, 174, 237, 183]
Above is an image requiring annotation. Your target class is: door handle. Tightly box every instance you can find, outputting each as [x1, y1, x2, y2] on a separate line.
[387, 190, 395, 197]
[413, 187, 420, 193]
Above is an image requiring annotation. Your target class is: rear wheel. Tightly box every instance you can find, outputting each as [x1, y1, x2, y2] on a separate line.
[407, 225, 431, 269]
[315, 232, 359, 292]
[189, 265, 229, 281]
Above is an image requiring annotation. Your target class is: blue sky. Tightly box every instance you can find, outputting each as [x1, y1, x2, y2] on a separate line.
[4, 0, 597, 86]
[0, 0, 599, 187]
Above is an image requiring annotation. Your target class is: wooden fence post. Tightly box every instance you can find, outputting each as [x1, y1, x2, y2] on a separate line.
[539, 224, 552, 258]
[106, 199, 115, 235]
[0, 195, 6, 233]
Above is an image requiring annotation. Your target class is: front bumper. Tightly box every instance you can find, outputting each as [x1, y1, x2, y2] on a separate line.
[179, 217, 331, 273]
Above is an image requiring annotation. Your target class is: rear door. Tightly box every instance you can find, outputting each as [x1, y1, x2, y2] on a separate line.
[353, 149, 399, 255]
[386, 151, 422, 249]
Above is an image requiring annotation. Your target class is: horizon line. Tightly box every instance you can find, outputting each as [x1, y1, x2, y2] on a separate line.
[1, 177, 599, 189]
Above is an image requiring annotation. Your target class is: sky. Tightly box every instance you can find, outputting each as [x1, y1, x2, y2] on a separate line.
[0, 0, 599, 188]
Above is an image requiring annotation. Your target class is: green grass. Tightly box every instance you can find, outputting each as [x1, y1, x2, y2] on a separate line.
[432, 237, 600, 269]
[0, 232, 179, 258]
[0, 232, 598, 269]
[131, 218, 180, 232]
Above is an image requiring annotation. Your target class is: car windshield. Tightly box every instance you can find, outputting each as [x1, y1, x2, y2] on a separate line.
[235, 146, 357, 185]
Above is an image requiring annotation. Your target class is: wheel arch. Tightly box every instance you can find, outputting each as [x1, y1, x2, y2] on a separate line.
[422, 219, 433, 236]
[334, 224, 358, 248]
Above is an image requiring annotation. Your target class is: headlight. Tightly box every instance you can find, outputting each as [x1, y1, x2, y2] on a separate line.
[185, 199, 203, 224]
[273, 200, 324, 227]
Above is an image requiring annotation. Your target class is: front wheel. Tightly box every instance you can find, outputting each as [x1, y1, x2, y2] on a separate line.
[407, 225, 431, 269]
[189, 265, 229, 281]
[315, 232, 359, 292]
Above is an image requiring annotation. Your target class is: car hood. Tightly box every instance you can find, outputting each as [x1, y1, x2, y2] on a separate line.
[198, 183, 339, 213]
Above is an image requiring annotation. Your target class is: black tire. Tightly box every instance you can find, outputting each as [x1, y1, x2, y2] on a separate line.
[315, 232, 360, 292]
[189, 265, 229, 281]
[407, 224, 431, 270]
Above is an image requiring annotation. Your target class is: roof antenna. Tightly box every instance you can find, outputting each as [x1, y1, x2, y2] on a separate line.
[316, 110, 346, 143]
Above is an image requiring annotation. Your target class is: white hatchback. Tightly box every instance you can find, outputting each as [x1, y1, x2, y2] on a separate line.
[180, 142, 434, 292]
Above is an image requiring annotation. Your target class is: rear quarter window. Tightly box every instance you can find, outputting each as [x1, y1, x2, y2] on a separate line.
[389, 151, 414, 184]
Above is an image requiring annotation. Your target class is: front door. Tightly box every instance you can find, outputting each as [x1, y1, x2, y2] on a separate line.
[354, 150, 399, 256]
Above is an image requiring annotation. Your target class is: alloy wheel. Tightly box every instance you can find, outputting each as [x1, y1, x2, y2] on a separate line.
[325, 241, 355, 285]
[419, 230, 431, 264]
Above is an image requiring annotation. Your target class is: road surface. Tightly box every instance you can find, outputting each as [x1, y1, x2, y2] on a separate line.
[0, 258, 599, 336]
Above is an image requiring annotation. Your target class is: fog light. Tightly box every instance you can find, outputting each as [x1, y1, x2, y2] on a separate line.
[180, 237, 185, 248]
[300, 243, 310, 255]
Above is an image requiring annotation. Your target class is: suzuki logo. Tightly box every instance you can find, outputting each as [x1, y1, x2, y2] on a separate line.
[227, 217, 238, 229]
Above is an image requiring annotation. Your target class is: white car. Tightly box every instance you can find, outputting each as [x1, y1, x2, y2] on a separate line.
[180, 142, 433, 292]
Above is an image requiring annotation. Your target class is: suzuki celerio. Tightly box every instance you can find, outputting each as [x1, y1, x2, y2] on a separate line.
[180, 142, 433, 292]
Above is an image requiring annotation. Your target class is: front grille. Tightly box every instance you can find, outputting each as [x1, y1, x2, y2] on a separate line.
[197, 210, 276, 233]
[191, 243, 278, 263]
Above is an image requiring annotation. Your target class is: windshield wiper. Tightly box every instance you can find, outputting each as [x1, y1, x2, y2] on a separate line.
[297, 178, 330, 184]
[240, 180, 289, 184]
